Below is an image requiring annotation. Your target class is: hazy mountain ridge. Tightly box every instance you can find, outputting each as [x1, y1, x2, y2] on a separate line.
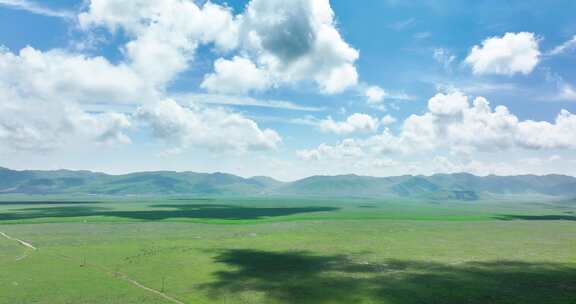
[0, 167, 575, 199]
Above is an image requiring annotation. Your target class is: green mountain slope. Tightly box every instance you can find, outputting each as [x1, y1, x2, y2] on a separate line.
[0, 167, 575, 199]
[0, 168, 275, 196]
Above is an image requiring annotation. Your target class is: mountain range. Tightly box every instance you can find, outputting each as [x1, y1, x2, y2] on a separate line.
[1, 167, 575, 200]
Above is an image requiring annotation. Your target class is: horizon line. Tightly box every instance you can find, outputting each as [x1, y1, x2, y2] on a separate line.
[1, 166, 574, 183]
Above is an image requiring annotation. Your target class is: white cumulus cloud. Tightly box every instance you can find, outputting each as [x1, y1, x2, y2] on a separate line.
[137, 99, 281, 153]
[0, 0, 285, 154]
[201, 56, 271, 94]
[79, 0, 239, 86]
[0, 86, 132, 151]
[380, 115, 397, 125]
[465, 32, 540, 76]
[80, 0, 359, 95]
[319, 113, 380, 135]
[0, 46, 137, 151]
[365, 86, 386, 103]
[299, 91, 576, 161]
[0, 46, 154, 105]
[427, 91, 469, 116]
[204, 0, 359, 95]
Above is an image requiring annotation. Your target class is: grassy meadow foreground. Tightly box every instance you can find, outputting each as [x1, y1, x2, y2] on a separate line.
[1, 196, 575, 303]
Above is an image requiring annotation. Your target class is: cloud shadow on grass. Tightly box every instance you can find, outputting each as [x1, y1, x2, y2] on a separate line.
[494, 214, 576, 221]
[0, 200, 101, 205]
[0, 204, 339, 222]
[203, 249, 576, 304]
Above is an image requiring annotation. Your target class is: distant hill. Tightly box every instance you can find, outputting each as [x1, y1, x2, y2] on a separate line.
[1, 167, 575, 200]
[0, 167, 273, 196]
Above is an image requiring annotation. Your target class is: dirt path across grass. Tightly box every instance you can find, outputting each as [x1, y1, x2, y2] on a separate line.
[1, 231, 185, 304]
[58, 253, 187, 304]
[0, 231, 37, 250]
[112, 272, 186, 304]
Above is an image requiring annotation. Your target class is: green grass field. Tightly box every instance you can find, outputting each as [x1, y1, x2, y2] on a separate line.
[1, 196, 575, 303]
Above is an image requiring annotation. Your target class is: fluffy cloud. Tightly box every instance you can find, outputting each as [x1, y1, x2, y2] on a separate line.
[0, 46, 136, 151]
[365, 86, 386, 103]
[297, 138, 364, 161]
[444, 97, 519, 151]
[380, 115, 397, 125]
[79, 0, 238, 85]
[204, 0, 359, 94]
[0, 1, 285, 153]
[79, 0, 360, 95]
[465, 32, 540, 76]
[137, 99, 281, 153]
[201, 56, 271, 94]
[427, 91, 469, 115]
[364, 86, 414, 107]
[0, 86, 132, 151]
[0, 46, 153, 105]
[299, 91, 576, 161]
[319, 113, 380, 135]
[517, 110, 576, 149]
[78, 0, 285, 154]
[70, 108, 132, 145]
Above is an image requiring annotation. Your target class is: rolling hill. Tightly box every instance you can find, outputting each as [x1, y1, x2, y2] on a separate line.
[1, 167, 575, 199]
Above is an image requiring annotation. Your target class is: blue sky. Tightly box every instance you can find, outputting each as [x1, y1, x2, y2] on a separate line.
[0, 0, 575, 180]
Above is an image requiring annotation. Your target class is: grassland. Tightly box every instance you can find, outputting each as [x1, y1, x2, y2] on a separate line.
[1, 196, 575, 303]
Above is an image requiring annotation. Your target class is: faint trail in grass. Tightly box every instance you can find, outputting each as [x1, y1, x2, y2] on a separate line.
[0, 231, 183, 303]
[15, 252, 29, 261]
[112, 271, 185, 304]
[0, 231, 37, 250]
[51, 252, 185, 304]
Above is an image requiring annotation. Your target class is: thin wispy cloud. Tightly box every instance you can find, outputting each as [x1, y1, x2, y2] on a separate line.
[433, 48, 456, 72]
[543, 71, 576, 102]
[458, 82, 518, 94]
[414, 32, 431, 39]
[555, 84, 576, 101]
[175, 93, 324, 112]
[0, 0, 74, 19]
[389, 17, 416, 31]
[548, 35, 576, 56]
